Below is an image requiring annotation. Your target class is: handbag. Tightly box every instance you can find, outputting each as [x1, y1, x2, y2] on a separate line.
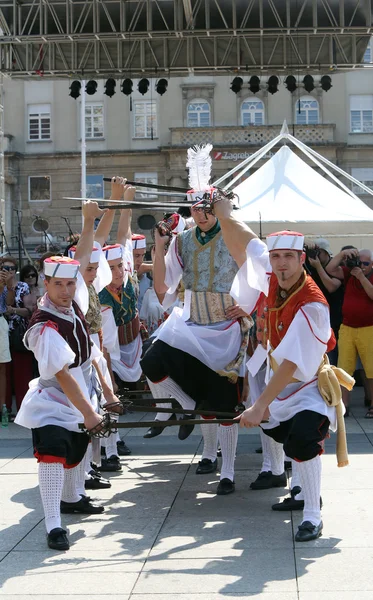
[9, 318, 28, 353]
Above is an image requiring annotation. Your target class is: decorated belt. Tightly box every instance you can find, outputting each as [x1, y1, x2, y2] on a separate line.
[118, 314, 140, 346]
[190, 291, 236, 325]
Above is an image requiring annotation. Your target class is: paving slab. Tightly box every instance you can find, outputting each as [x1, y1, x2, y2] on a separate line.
[130, 595, 298, 599]
[133, 551, 297, 594]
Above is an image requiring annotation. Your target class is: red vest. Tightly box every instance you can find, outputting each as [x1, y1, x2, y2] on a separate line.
[259, 272, 336, 352]
[28, 300, 91, 368]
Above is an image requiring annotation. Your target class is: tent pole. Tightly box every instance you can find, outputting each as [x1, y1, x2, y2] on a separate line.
[213, 133, 285, 187]
[287, 134, 373, 198]
[286, 134, 362, 200]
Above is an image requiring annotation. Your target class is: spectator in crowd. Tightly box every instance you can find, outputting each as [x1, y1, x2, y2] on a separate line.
[305, 238, 343, 365]
[326, 247, 373, 417]
[0, 259, 15, 418]
[19, 264, 41, 314]
[3, 257, 35, 415]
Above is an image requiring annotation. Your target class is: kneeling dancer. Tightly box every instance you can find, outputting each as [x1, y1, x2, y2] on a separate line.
[215, 197, 349, 541]
[15, 256, 117, 551]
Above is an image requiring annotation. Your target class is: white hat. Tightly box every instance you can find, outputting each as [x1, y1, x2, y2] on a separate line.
[132, 234, 146, 250]
[43, 256, 80, 278]
[314, 238, 333, 256]
[102, 243, 124, 262]
[266, 230, 304, 252]
[68, 245, 100, 264]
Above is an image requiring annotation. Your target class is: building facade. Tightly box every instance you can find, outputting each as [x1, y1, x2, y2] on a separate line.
[2, 43, 373, 255]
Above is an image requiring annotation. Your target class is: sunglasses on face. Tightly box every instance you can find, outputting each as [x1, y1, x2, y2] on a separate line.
[361, 261, 371, 267]
[2, 265, 16, 272]
[24, 273, 37, 278]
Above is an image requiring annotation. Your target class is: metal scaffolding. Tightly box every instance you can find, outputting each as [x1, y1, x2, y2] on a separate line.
[0, 0, 372, 77]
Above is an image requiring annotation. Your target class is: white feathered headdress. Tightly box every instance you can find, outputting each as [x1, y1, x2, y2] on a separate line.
[186, 144, 213, 194]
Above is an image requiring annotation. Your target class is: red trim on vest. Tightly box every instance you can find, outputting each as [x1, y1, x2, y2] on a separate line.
[40, 320, 59, 335]
[299, 307, 329, 345]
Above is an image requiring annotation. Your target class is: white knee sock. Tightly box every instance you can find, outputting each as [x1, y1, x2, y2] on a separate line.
[105, 431, 119, 458]
[201, 418, 218, 461]
[298, 455, 322, 526]
[61, 465, 83, 504]
[160, 377, 195, 412]
[38, 462, 65, 533]
[219, 424, 238, 482]
[266, 435, 284, 476]
[259, 428, 272, 472]
[147, 378, 174, 421]
[291, 460, 304, 500]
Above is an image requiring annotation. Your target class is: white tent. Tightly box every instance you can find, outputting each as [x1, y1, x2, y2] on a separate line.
[233, 145, 373, 223]
[211, 122, 373, 249]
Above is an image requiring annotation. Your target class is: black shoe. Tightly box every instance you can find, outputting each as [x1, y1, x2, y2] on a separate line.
[295, 520, 323, 542]
[89, 463, 101, 477]
[284, 460, 292, 470]
[217, 478, 235, 495]
[117, 440, 132, 455]
[47, 527, 70, 551]
[196, 458, 218, 474]
[85, 476, 112, 490]
[143, 423, 164, 439]
[178, 415, 195, 440]
[250, 471, 287, 490]
[217, 446, 222, 458]
[88, 469, 110, 484]
[255, 447, 263, 454]
[60, 496, 104, 514]
[100, 446, 106, 456]
[98, 455, 122, 472]
[344, 407, 350, 418]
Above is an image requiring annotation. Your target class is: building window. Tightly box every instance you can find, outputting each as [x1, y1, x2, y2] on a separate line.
[86, 174, 104, 199]
[85, 104, 104, 139]
[351, 168, 373, 194]
[295, 96, 320, 125]
[28, 104, 51, 141]
[187, 99, 211, 127]
[133, 101, 157, 138]
[363, 38, 372, 63]
[350, 95, 373, 133]
[134, 172, 158, 198]
[28, 176, 51, 202]
[241, 100, 265, 126]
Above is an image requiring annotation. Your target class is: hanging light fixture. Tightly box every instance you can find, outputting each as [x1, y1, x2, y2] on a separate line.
[248, 76, 261, 94]
[121, 79, 133, 95]
[285, 75, 297, 93]
[320, 75, 332, 92]
[69, 80, 81, 99]
[138, 78, 150, 95]
[156, 78, 168, 95]
[85, 80, 98, 95]
[104, 78, 116, 98]
[230, 77, 243, 94]
[267, 75, 279, 94]
[303, 75, 315, 93]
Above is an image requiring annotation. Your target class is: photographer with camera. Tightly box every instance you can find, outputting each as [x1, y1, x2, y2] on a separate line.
[326, 247, 373, 417]
[304, 239, 343, 366]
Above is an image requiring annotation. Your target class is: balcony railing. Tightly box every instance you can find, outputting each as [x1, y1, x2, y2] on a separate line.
[170, 124, 335, 147]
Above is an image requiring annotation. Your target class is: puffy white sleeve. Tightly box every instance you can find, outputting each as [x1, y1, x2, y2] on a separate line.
[74, 271, 89, 315]
[100, 306, 120, 359]
[93, 241, 112, 294]
[271, 302, 331, 382]
[25, 323, 76, 379]
[162, 235, 183, 309]
[230, 238, 271, 313]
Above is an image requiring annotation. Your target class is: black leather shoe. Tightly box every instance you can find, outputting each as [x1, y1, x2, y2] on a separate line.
[272, 487, 323, 511]
[250, 471, 287, 490]
[178, 415, 195, 440]
[295, 520, 323, 542]
[117, 440, 132, 455]
[143, 423, 164, 439]
[85, 476, 112, 490]
[196, 458, 218, 474]
[98, 455, 122, 472]
[60, 496, 104, 514]
[217, 478, 235, 495]
[47, 527, 70, 551]
[88, 469, 110, 484]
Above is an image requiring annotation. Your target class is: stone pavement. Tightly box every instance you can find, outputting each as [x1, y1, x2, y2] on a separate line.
[0, 388, 372, 600]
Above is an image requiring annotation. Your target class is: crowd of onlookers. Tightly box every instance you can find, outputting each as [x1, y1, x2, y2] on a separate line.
[1, 234, 373, 423]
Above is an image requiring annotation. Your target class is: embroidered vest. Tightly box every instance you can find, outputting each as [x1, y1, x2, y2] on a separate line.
[177, 228, 238, 293]
[99, 276, 138, 327]
[261, 272, 336, 353]
[28, 300, 91, 367]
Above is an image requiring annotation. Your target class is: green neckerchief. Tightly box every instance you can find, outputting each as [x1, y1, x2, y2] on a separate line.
[195, 219, 221, 245]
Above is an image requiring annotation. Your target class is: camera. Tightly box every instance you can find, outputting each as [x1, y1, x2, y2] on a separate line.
[304, 244, 320, 260]
[345, 256, 362, 269]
